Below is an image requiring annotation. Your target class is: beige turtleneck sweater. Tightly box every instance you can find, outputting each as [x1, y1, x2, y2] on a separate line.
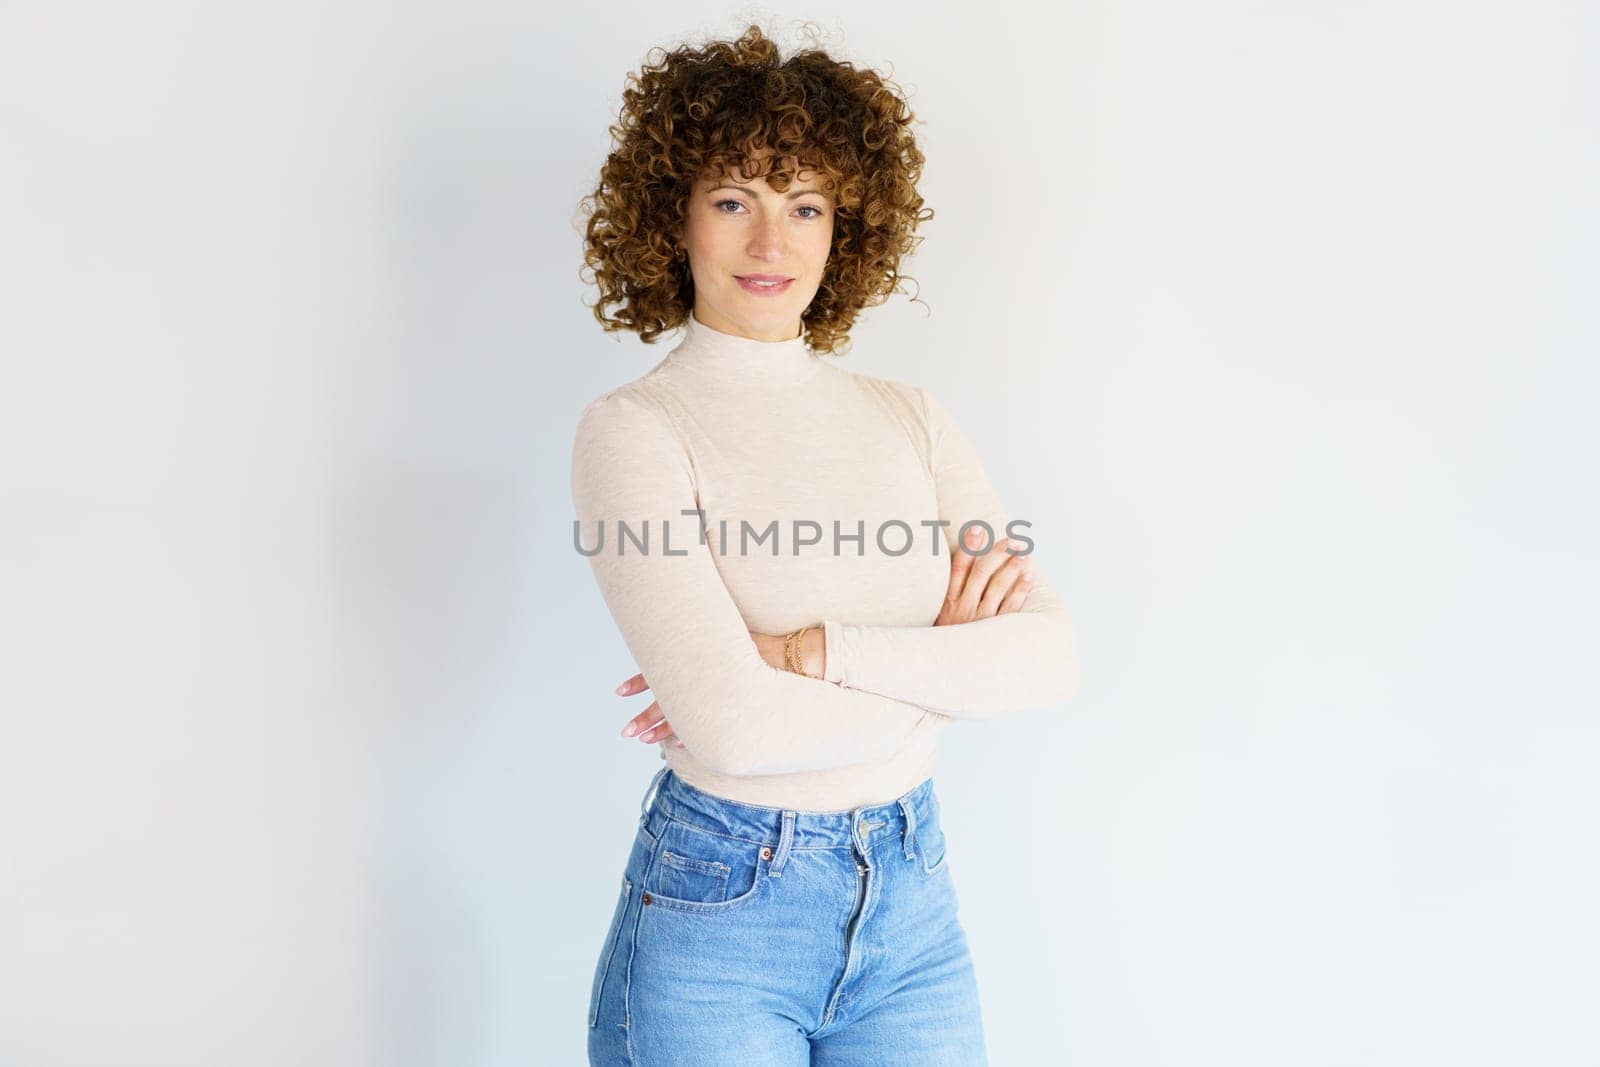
[570, 312, 1080, 811]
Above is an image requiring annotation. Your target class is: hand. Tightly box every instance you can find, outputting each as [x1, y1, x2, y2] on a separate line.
[615, 672, 684, 748]
[616, 628, 825, 749]
[937, 526, 1033, 625]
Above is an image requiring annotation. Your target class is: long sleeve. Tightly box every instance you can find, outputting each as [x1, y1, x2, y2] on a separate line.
[818, 385, 1081, 718]
[571, 388, 940, 778]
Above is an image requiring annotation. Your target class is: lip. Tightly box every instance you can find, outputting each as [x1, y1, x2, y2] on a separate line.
[735, 274, 795, 296]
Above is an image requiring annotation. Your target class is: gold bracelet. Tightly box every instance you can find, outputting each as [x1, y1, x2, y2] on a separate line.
[784, 626, 816, 678]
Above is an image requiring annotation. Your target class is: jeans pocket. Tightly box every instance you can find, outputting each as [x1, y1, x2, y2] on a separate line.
[918, 794, 949, 876]
[644, 818, 766, 913]
[587, 875, 632, 1028]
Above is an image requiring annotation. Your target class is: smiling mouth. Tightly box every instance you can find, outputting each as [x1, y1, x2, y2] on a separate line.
[736, 276, 795, 295]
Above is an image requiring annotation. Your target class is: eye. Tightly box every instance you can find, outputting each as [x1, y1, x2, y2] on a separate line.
[712, 199, 827, 219]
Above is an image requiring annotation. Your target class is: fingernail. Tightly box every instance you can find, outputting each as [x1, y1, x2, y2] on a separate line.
[1021, 573, 1033, 583]
[615, 681, 629, 695]
[622, 724, 636, 737]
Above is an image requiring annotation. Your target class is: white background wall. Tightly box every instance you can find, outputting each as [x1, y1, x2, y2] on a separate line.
[3, 2, 1595, 1065]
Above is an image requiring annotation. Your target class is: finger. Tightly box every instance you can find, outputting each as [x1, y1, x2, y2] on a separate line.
[638, 719, 675, 744]
[624, 714, 663, 740]
[957, 536, 1021, 617]
[615, 672, 647, 696]
[976, 554, 1030, 618]
[943, 530, 977, 608]
[992, 567, 1034, 616]
[620, 701, 662, 737]
[941, 526, 992, 622]
[985, 556, 1036, 614]
[988, 550, 1034, 612]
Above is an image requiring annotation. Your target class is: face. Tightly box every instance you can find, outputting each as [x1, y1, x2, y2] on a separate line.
[680, 154, 835, 342]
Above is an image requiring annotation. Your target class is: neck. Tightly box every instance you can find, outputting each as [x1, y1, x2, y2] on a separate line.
[664, 308, 823, 387]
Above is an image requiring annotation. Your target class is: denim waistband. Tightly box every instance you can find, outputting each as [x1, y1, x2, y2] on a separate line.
[637, 766, 937, 853]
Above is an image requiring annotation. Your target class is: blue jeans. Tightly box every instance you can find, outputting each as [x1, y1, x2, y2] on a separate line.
[587, 766, 989, 1065]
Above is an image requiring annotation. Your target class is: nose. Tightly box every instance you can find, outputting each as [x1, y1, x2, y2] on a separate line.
[745, 213, 787, 261]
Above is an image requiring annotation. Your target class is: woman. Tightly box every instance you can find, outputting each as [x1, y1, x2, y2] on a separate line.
[571, 24, 1080, 1065]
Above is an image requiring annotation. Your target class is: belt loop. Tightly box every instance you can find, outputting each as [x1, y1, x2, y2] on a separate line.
[898, 796, 917, 861]
[638, 766, 670, 828]
[767, 810, 797, 877]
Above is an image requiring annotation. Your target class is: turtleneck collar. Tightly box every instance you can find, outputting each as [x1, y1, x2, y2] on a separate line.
[662, 310, 824, 387]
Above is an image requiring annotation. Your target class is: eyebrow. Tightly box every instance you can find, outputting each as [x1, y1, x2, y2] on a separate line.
[707, 184, 830, 200]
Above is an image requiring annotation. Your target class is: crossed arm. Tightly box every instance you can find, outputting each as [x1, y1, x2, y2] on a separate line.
[571, 384, 1080, 776]
[618, 523, 1043, 748]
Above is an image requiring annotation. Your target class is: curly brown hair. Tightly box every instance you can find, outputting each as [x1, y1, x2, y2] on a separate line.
[576, 23, 934, 355]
